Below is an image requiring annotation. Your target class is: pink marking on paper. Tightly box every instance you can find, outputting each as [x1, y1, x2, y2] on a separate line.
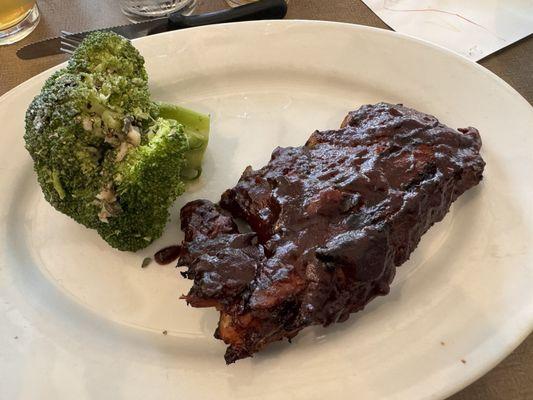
[382, 1, 506, 42]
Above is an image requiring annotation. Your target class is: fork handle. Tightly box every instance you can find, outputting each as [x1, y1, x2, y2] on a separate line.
[167, 0, 288, 29]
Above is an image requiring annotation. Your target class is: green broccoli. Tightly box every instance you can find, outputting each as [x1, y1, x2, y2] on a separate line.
[67, 31, 148, 80]
[24, 31, 209, 251]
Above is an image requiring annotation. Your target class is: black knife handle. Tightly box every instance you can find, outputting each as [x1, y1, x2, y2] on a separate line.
[167, 0, 288, 30]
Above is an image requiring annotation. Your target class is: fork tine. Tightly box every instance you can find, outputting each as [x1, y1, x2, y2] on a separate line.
[59, 30, 89, 55]
[60, 31, 83, 44]
[59, 37, 81, 55]
[60, 36, 81, 47]
[60, 41, 78, 51]
[60, 32, 81, 42]
[59, 47, 74, 55]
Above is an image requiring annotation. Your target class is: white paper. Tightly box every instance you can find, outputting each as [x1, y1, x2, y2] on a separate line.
[361, 0, 533, 61]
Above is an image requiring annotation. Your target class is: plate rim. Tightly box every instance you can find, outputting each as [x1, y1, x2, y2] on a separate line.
[2, 20, 531, 111]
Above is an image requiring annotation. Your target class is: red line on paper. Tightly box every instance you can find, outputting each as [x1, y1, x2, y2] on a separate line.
[382, 1, 506, 42]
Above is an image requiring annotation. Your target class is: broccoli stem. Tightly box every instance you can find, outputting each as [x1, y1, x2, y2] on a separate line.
[157, 102, 210, 180]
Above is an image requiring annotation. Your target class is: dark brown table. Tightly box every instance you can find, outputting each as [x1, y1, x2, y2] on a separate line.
[1, 1, 532, 398]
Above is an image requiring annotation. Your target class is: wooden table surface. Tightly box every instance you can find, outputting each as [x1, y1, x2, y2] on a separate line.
[1, 1, 532, 398]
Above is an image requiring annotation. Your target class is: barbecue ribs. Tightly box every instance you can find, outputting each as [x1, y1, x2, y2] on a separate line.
[177, 102, 485, 363]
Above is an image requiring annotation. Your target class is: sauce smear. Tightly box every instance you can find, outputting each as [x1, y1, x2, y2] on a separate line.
[154, 245, 181, 265]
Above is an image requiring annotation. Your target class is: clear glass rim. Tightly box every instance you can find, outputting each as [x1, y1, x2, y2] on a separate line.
[0, 3, 40, 46]
[120, 0, 197, 19]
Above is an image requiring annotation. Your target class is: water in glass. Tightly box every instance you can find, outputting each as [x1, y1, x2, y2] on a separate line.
[120, 0, 197, 20]
[225, 0, 288, 6]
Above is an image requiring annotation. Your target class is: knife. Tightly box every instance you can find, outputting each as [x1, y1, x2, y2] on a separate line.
[17, 0, 287, 60]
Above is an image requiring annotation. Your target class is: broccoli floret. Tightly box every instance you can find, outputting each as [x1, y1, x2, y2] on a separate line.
[97, 118, 189, 250]
[67, 31, 147, 81]
[24, 32, 210, 251]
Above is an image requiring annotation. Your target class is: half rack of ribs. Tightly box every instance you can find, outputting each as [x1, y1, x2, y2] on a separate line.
[177, 103, 485, 363]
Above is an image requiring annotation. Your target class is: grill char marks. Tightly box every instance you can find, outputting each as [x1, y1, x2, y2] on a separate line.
[177, 102, 485, 363]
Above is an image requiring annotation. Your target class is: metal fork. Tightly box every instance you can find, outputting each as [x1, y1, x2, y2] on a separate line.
[59, 31, 84, 55]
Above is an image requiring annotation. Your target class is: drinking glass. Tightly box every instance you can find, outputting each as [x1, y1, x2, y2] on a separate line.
[225, 0, 254, 6]
[225, 0, 288, 6]
[0, 0, 40, 45]
[120, 0, 197, 21]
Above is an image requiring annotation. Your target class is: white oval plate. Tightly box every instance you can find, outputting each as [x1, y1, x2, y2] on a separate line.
[1, 20, 532, 400]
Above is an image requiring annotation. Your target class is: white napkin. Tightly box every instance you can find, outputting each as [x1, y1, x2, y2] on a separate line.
[361, 0, 533, 61]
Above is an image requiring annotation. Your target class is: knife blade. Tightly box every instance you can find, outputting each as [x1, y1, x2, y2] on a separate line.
[17, 20, 164, 59]
[17, 0, 287, 60]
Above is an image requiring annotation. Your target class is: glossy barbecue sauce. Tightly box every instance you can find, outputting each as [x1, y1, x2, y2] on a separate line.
[175, 103, 485, 363]
[154, 245, 182, 265]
